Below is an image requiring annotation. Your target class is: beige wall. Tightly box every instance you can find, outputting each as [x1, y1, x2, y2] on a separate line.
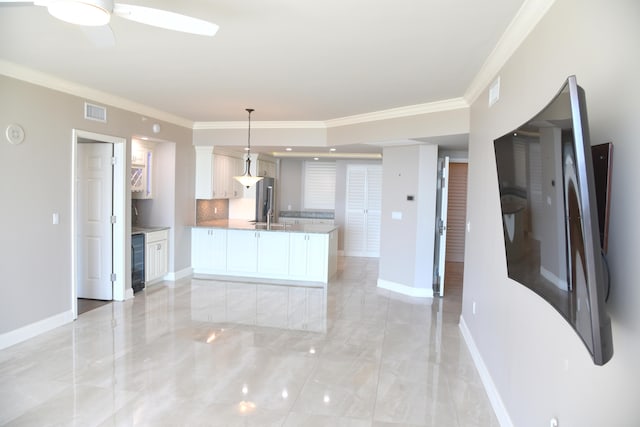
[0, 75, 194, 335]
[463, 0, 640, 424]
[379, 144, 438, 291]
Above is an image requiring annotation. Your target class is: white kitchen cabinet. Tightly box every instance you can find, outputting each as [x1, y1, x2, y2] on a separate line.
[257, 231, 290, 276]
[195, 146, 214, 199]
[195, 147, 244, 199]
[230, 156, 244, 198]
[131, 141, 154, 199]
[145, 229, 168, 283]
[257, 158, 276, 178]
[212, 154, 229, 199]
[344, 164, 382, 257]
[226, 230, 290, 276]
[226, 229, 258, 273]
[191, 228, 227, 273]
[191, 226, 337, 283]
[289, 232, 329, 282]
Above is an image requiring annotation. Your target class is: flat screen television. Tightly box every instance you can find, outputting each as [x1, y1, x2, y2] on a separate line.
[591, 142, 613, 254]
[493, 75, 613, 365]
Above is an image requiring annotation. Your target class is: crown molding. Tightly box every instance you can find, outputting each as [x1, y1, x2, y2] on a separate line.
[0, 60, 193, 129]
[271, 151, 382, 160]
[192, 121, 326, 130]
[325, 98, 469, 128]
[464, 0, 556, 105]
[193, 98, 468, 131]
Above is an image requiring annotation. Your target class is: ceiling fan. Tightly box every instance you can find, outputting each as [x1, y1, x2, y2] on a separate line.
[0, 0, 218, 36]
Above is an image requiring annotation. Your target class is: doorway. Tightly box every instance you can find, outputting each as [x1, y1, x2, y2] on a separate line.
[72, 130, 127, 319]
[444, 162, 468, 297]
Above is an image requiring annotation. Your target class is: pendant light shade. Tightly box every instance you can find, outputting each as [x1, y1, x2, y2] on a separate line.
[233, 108, 264, 189]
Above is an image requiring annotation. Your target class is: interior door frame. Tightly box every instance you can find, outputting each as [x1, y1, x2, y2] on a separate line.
[71, 129, 127, 319]
[434, 156, 450, 296]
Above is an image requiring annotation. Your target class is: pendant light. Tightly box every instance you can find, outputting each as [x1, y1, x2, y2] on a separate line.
[233, 108, 264, 188]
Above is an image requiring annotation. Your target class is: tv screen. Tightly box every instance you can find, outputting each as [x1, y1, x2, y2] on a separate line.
[493, 76, 613, 365]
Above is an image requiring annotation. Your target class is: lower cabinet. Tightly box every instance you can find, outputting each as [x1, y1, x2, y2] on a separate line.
[226, 229, 290, 277]
[191, 227, 337, 283]
[289, 233, 329, 282]
[226, 229, 258, 273]
[257, 231, 290, 276]
[192, 228, 227, 273]
[145, 229, 168, 283]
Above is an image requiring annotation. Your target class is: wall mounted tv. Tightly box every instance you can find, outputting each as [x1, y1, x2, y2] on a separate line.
[493, 75, 613, 365]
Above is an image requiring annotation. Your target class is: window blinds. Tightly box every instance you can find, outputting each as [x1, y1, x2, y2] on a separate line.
[303, 161, 336, 209]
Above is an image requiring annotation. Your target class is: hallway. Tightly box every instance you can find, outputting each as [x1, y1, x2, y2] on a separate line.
[0, 257, 497, 426]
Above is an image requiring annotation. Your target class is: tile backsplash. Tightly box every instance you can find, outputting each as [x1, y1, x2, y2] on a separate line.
[196, 199, 229, 223]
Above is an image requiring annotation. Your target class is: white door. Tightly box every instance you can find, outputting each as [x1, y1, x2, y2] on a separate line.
[344, 164, 382, 257]
[434, 156, 450, 296]
[77, 142, 114, 300]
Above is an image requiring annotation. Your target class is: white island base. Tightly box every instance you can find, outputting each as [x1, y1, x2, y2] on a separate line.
[191, 221, 338, 285]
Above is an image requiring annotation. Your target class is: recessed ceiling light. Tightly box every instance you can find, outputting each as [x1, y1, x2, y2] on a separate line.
[285, 147, 292, 151]
[314, 157, 319, 160]
[329, 148, 336, 152]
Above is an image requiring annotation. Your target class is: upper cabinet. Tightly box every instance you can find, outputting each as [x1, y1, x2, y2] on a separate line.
[257, 158, 276, 178]
[195, 147, 244, 199]
[131, 140, 154, 199]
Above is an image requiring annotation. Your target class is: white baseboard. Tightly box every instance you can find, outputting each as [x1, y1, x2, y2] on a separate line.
[164, 267, 193, 282]
[0, 310, 74, 350]
[377, 278, 433, 298]
[459, 315, 513, 427]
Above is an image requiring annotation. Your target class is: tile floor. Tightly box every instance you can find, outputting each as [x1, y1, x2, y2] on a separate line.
[0, 258, 498, 426]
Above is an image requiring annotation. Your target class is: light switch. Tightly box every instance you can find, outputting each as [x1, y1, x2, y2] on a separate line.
[52, 212, 59, 225]
[392, 211, 402, 220]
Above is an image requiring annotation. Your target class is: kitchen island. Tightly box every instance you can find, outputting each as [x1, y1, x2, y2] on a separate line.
[192, 220, 338, 285]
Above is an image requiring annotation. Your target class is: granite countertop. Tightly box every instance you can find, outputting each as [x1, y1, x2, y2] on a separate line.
[278, 211, 335, 219]
[132, 226, 170, 235]
[194, 219, 337, 234]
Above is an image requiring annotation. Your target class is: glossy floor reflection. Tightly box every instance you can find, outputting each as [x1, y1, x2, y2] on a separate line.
[0, 258, 498, 426]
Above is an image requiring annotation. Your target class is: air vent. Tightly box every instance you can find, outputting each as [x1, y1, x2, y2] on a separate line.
[84, 102, 107, 122]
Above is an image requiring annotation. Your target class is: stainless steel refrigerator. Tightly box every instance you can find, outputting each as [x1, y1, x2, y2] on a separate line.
[255, 177, 275, 222]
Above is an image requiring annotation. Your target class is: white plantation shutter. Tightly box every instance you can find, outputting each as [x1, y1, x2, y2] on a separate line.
[303, 161, 336, 209]
[344, 164, 382, 257]
[445, 163, 468, 263]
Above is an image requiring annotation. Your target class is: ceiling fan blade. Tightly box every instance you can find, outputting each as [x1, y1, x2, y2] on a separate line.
[112, 3, 218, 36]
